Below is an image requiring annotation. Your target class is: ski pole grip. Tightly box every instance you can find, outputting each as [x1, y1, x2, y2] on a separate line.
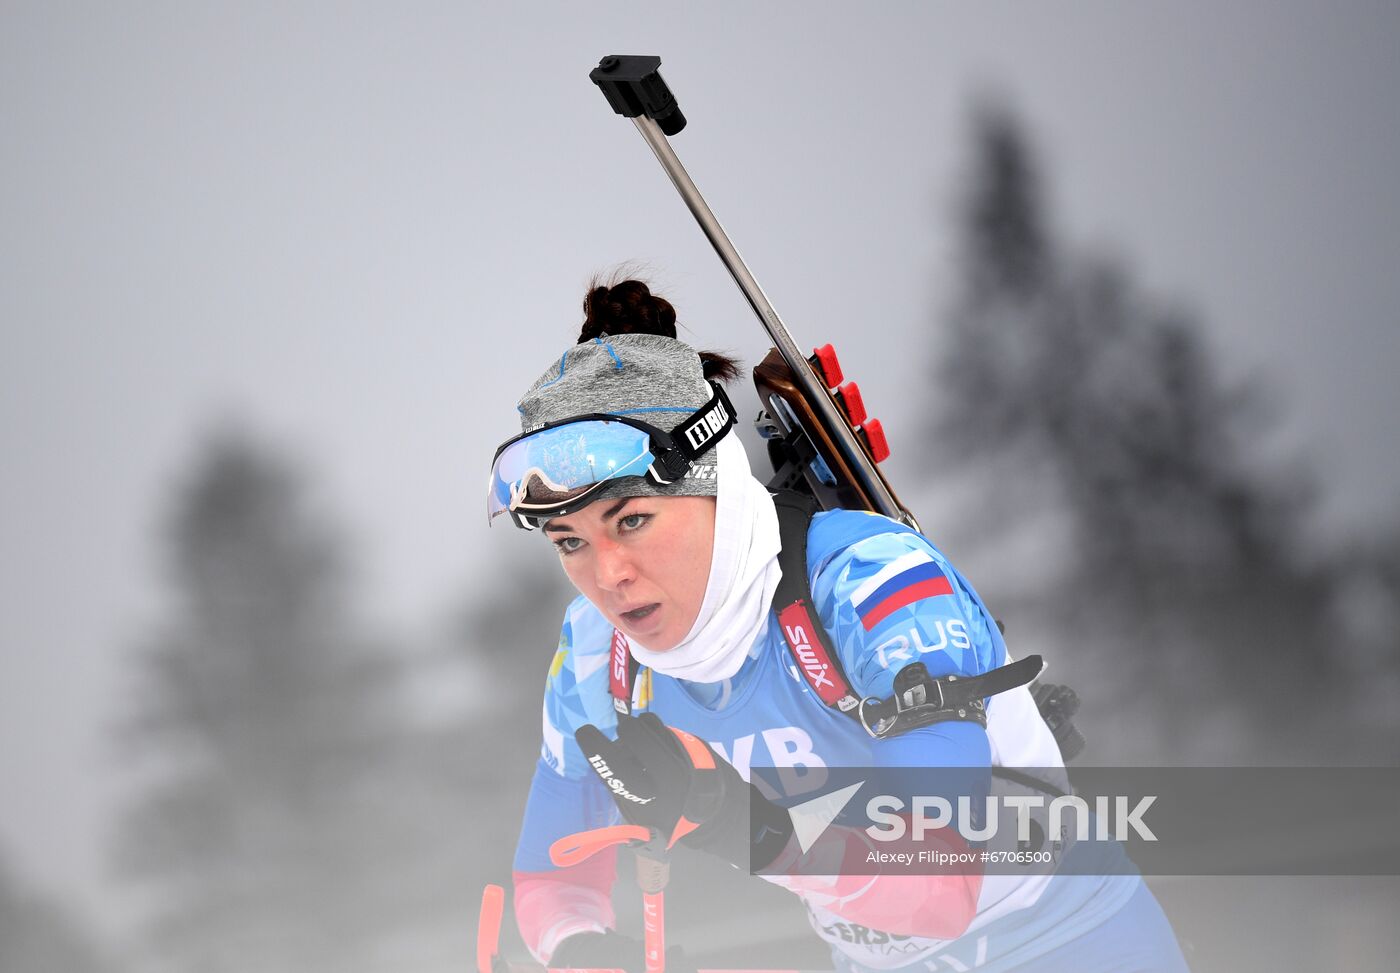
[589, 55, 687, 135]
[634, 850, 671, 895]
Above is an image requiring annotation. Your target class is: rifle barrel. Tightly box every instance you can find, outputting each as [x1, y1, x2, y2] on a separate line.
[629, 115, 907, 524]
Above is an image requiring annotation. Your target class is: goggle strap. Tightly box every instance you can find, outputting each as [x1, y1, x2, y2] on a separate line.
[675, 382, 736, 461]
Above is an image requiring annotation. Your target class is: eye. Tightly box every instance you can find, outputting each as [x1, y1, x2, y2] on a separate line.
[552, 535, 584, 556]
[618, 512, 651, 532]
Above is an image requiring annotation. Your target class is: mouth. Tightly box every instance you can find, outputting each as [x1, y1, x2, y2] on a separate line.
[619, 603, 661, 624]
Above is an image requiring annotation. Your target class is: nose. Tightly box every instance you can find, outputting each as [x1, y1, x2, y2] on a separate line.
[592, 536, 637, 591]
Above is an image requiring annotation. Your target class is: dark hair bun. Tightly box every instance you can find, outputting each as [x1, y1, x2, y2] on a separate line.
[698, 351, 741, 384]
[579, 276, 744, 384]
[580, 280, 677, 342]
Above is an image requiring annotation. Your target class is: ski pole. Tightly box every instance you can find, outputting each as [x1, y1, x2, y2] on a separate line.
[477, 883, 823, 973]
[635, 847, 668, 973]
[551, 825, 670, 972]
[588, 54, 914, 529]
[481, 831, 837, 972]
[478, 878, 627, 973]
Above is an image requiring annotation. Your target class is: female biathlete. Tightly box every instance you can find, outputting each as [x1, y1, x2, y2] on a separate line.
[490, 280, 1189, 972]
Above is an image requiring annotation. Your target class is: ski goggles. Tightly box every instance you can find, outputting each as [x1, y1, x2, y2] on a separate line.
[487, 381, 735, 530]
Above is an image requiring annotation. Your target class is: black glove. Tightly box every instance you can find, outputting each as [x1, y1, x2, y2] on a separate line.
[575, 713, 793, 870]
[550, 929, 697, 973]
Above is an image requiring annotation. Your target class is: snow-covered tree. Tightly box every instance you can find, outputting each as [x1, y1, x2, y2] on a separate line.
[931, 102, 1336, 757]
[115, 429, 425, 973]
[0, 854, 115, 973]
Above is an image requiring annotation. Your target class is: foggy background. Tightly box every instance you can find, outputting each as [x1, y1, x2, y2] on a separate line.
[3, 2, 1399, 971]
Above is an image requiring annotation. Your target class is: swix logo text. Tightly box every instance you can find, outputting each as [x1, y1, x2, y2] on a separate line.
[784, 623, 834, 690]
[611, 632, 629, 683]
[684, 400, 729, 450]
[588, 753, 653, 805]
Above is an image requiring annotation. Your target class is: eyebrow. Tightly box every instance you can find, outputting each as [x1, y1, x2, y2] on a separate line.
[541, 497, 633, 534]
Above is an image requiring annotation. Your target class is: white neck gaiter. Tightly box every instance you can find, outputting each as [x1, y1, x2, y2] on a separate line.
[627, 435, 782, 683]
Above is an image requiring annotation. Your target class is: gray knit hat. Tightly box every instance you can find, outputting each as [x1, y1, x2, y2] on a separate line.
[513, 333, 723, 511]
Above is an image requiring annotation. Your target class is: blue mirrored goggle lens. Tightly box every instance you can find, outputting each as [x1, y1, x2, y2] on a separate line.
[487, 420, 658, 520]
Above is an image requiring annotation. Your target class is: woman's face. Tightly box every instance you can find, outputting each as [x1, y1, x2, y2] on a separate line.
[543, 494, 716, 651]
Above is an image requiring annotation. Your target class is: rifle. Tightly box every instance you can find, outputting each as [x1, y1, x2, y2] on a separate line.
[586, 54, 1085, 763]
[589, 55, 919, 529]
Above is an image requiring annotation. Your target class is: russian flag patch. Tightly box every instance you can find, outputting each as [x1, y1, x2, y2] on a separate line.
[850, 550, 954, 631]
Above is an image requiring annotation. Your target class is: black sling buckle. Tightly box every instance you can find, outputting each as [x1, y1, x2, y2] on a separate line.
[857, 655, 1045, 739]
